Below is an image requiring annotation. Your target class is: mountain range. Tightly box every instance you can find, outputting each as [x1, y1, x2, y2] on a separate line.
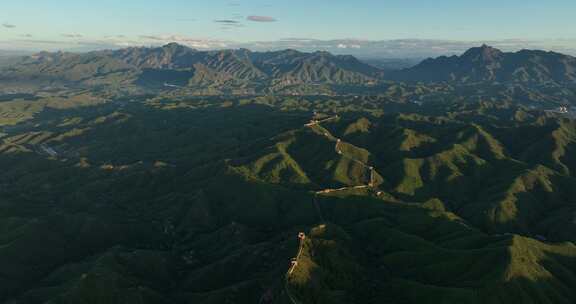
[1, 43, 576, 95]
[393, 44, 576, 84]
[2, 41, 576, 303]
[0, 43, 381, 94]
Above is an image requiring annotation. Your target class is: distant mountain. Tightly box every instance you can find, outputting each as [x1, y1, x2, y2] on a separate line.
[0, 43, 382, 93]
[0, 50, 29, 68]
[392, 45, 576, 84]
[4, 44, 576, 94]
[0, 50, 31, 57]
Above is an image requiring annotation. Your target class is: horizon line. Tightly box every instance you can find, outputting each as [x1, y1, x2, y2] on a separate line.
[2, 37, 576, 59]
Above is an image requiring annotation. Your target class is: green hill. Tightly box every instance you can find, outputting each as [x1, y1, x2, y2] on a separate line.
[0, 94, 576, 303]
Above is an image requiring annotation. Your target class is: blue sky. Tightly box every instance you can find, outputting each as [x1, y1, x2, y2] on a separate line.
[1, 0, 575, 56]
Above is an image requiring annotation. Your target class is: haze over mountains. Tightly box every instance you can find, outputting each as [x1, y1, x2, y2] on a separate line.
[5, 38, 576, 60]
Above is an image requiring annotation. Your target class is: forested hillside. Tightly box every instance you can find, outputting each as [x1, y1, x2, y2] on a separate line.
[0, 94, 575, 303]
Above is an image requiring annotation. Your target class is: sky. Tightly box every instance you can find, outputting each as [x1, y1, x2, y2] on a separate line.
[1, 0, 575, 57]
